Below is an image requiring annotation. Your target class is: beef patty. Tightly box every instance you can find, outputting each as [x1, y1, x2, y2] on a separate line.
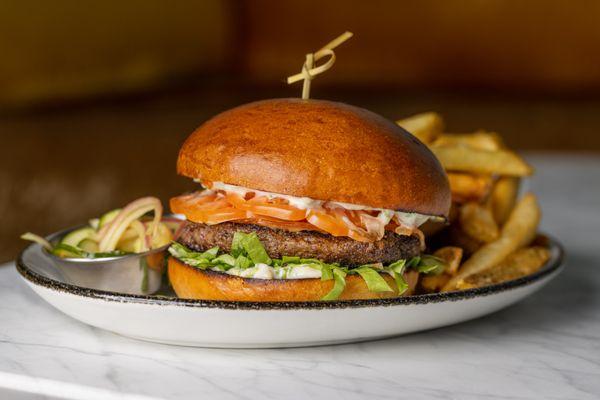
[177, 221, 421, 266]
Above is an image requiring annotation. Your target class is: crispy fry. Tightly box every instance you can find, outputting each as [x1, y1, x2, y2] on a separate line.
[396, 112, 444, 144]
[489, 177, 520, 225]
[420, 274, 451, 293]
[459, 202, 499, 243]
[431, 145, 533, 176]
[434, 246, 463, 275]
[442, 193, 541, 291]
[433, 131, 503, 151]
[455, 246, 550, 290]
[447, 172, 494, 203]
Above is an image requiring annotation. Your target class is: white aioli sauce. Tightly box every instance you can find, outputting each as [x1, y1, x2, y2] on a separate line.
[207, 181, 437, 228]
[215, 263, 322, 280]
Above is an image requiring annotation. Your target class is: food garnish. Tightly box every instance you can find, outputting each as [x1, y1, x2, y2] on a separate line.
[21, 197, 182, 259]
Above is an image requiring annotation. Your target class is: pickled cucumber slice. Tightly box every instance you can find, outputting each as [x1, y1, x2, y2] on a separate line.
[60, 227, 96, 247]
[78, 239, 99, 253]
[52, 244, 87, 258]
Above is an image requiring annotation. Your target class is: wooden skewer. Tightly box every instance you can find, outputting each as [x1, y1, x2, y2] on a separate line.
[287, 31, 353, 99]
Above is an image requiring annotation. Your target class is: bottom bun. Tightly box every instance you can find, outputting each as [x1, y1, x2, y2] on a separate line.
[168, 257, 419, 302]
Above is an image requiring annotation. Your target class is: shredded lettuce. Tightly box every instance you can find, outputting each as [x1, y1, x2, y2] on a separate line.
[234, 254, 252, 269]
[168, 234, 446, 301]
[232, 232, 272, 265]
[320, 263, 334, 281]
[214, 253, 235, 266]
[393, 271, 409, 295]
[322, 268, 347, 301]
[388, 259, 408, 294]
[414, 255, 446, 275]
[282, 255, 301, 264]
[355, 267, 393, 293]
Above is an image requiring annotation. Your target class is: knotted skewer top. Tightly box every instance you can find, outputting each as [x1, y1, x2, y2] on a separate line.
[287, 31, 354, 99]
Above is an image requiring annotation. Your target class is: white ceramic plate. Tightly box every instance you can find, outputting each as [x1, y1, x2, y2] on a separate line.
[17, 237, 563, 348]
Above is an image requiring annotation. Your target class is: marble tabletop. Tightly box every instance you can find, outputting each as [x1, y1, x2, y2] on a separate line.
[1, 154, 599, 400]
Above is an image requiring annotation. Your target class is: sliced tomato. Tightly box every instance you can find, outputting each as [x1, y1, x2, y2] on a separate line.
[171, 190, 404, 243]
[188, 207, 249, 224]
[344, 209, 364, 226]
[306, 210, 349, 237]
[171, 192, 247, 224]
[330, 208, 378, 242]
[170, 192, 219, 213]
[225, 193, 250, 208]
[226, 194, 307, 221]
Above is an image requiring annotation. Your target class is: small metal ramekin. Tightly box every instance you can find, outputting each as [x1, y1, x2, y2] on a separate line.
[42, 216, 181, 295]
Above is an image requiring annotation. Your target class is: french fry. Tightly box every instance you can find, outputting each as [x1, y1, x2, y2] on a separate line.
[447, 172, 494, 203]
[442, 193, 541, 291]
[433, 131, 503, 151]
[434, 246, 463, 275]
[420, 247, 462, 292]
[459, 202, 499, 243]
[489, 177, 520, 225]
[455, 246, 550, 289]
[431, 145, 533, 176]
[396, 112, 444, 144]
[420, 274, 451, 293]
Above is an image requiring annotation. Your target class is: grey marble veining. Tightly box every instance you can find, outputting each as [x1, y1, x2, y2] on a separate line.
[1, 153, 599, 400]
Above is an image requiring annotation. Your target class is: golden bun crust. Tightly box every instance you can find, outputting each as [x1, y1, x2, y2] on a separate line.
[177, 98, 450, 217]
[168, 257, 419, 302]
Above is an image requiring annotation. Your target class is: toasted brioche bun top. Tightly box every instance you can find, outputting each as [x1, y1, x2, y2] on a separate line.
[178, 98, 450, 217]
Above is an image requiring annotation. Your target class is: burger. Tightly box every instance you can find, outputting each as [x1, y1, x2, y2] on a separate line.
[167, 98, 451, 301]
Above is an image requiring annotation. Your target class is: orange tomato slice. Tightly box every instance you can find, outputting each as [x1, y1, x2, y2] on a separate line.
[171, 193, 248, 224]
[226, 193, 306, 221]
[306, 210, 349, 237]
[170, 192, 219, 211]
[186, 207, 249, 225]
[171, 190, 405, 243]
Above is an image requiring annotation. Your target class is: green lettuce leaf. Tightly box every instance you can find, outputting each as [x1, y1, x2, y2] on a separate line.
[406, 257, 420, 269]
[388, 259, 407, 272]
[234, 254, 252, 269]
[320, 263, 333, 281]
[415, 255, 446, 275]
[232, 232, 272, 265]
[213, 253, 236, 266]
[393, 271, 409, 295]
[355, 267, 393, 293]
[231, 231, 245, 257]
[322, 268, 347, 301]
[200, 247, 219, 260]
[168, 242, 217, 268]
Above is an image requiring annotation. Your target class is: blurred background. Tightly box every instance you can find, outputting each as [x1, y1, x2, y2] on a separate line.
[2, 0, 599, 262]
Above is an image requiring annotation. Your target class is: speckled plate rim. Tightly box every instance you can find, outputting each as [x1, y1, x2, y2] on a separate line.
[16, 234, 564, 310]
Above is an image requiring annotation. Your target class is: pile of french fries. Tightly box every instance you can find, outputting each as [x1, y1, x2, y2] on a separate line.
[397, 113, 550, 292]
